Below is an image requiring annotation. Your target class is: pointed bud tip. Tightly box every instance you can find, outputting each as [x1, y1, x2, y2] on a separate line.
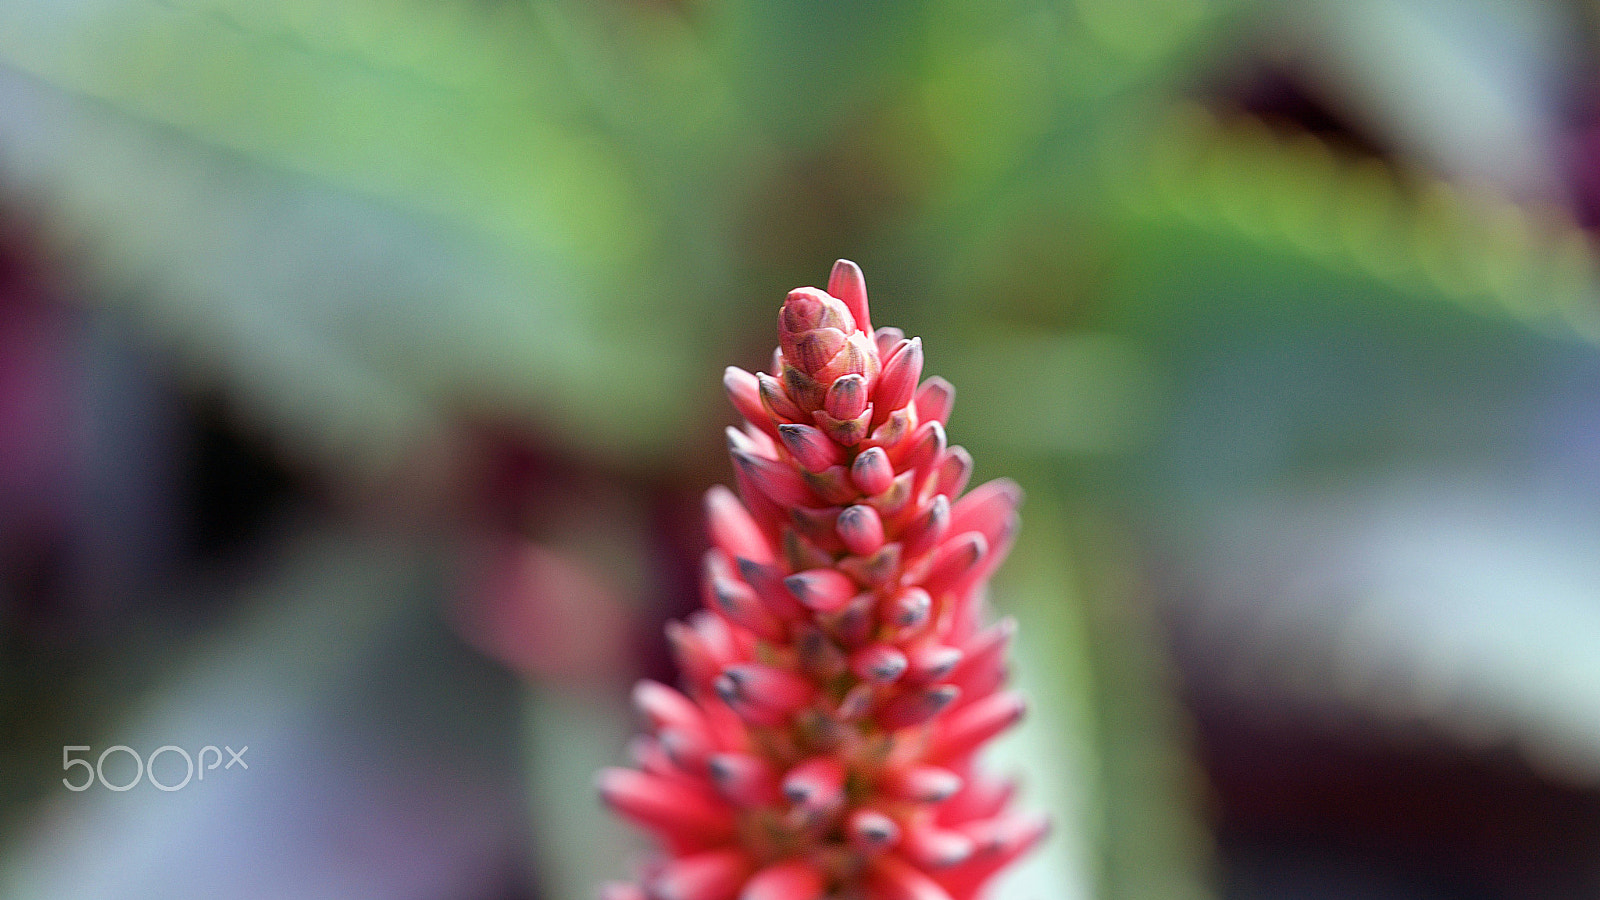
[828, 259, 872, 336]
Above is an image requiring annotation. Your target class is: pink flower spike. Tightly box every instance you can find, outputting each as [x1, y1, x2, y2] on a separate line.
[812, 331, 880, 386]
[787, 506, 843, 550]
[629, 735, 680, 779]
[954, 514, 1019, 605]
[724, 425, 770, 458]
[780, 287, 856, 345]
[779, 288, 857, 383]
[800, 465, 858, 506]
[741, 859, 828, 900]
[600, 262, 1039, 900]
[827, 258, 872, 336]
[791, 328, 851, 375]
[835, 683, 876, 721]
[867, 471, 915, 519]
[823, 591, 879, 648]
[815, 408, 872, 448]
[957, 811, 1052, 857]
[936, 816, 1052, 900]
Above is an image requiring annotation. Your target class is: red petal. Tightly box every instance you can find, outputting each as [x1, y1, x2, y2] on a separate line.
[875, 337, 924, 414]
[875, 685, 961, 729]
[947, 479, 1023, 551]
[914, 377, 955, 426]
[901, 495, 951, 560]
[741, 859, 828, 900]
[706, 486, 775, 565]
[650, 849, 754, 900]
[882, 764, 963, 803]
[596, 768, 733, 847]
[707, 752, 781, 806]
[868, 855, 955, 900]
[725, 367, 779, 438]
[927, 692, 1025, 762]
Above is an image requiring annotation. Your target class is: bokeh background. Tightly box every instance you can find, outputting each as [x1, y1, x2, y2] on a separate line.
[4, 0, 1600, 897]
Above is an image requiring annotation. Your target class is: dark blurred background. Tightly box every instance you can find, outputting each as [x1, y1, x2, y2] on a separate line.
[4, 1, 1600, 898]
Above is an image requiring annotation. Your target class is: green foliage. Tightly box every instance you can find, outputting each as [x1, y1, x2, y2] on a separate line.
[3, 2, 1594, 897]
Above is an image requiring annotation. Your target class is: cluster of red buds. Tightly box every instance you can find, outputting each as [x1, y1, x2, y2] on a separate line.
[598, 262, 1044, 900]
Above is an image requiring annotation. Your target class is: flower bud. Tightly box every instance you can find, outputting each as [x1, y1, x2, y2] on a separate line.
[914, 376, 955, 426]
[875, 337, 923, 414]
[835, 504, 886, 556]
[778, 288, 856, 380]
[850, 446, 894, 495]
[827, 258, 873, 335]
[777, 423, 844, 473]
